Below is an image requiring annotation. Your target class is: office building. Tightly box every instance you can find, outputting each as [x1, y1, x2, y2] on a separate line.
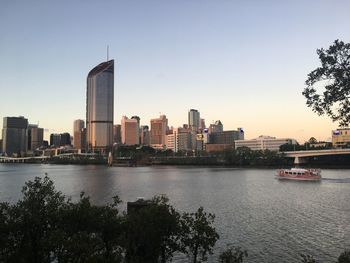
[208, 120, 223, 134]
[140, 125, 150, 145]
[60, 133, 71, 146]
[2, 116, 28, 156]
[332, 128, 350, 147]
[73, 119, 85, 149]
[86, 60, 114, 153]
[235, 136, 297, 151]
[188, 109, 200, 132]
[150, 115, 168, 148]
[121, 116, 139, 145]
[50, 134, 61, 147]
[30, 126, 44, 150]
[166, 128, 191, 152]
[209, 128, 244, 144]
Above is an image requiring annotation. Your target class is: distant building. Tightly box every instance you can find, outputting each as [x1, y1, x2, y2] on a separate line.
[73, 120, 85, 149]
[188, 109, 200, 132]
[121, 116, 139, 145]
[50, 134, 61, 147]
[199, 118, 206, 132]
[206, 144, 234, 153]
[332, 128, 350, 147]
[208, 120, 223, 134]
[235, 136, 297, 151]
[86, 60, 114, 153]
[60, 133, 71, 146]
[0, 139, 3, 153]
[150, 115, 168, 148]
[209, 128, 244, 144]
[30, 126, 44, 150]
[113, 124, 121, 144]
[2, 116, 28, 156]
[140, 125, 150, 145]
[166, 128, 191, 152]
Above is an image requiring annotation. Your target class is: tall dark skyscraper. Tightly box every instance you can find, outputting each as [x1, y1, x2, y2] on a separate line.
[86, 60, 114, 152]
[2, 116, 28, 156]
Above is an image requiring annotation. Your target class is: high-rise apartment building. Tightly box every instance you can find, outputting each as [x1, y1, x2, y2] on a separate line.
[73, 119, 85, 149]
[86, 60, 114, 153]
[188, 109, 200, 132]
[121, 116, 139, 145]
[2, 116, 28, 156]
[150, 115, 168, 147]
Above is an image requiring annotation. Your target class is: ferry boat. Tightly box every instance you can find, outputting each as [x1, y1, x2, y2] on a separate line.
[276, 168, 321, 181]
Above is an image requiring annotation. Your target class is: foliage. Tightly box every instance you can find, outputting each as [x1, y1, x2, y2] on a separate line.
[338, 249, 350, 263]
[218, 246, 248, 263]
[125, 195, 181, 263]
[303, 39, 350, 126]
[180, 207, 219, 263]
[0, 176, 124, 263]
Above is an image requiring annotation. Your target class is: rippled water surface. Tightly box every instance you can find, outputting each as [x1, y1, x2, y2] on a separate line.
[0, 164, 349, 262]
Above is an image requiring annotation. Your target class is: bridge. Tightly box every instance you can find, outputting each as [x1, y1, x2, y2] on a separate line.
[283, 149, 350, 164]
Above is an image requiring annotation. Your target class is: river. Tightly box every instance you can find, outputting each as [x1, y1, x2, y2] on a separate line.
[0, 164, 349, 262]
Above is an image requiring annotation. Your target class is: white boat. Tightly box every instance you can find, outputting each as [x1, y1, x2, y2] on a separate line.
[276, 168, 321, 181]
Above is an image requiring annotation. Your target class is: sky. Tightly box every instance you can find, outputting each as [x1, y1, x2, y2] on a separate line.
[0, 0, 349, 143]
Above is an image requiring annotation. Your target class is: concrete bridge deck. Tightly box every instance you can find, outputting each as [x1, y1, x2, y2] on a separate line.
[283, 149, 350, 164]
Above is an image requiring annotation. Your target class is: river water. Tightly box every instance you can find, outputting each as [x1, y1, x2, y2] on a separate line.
[0, 164, 349, 262]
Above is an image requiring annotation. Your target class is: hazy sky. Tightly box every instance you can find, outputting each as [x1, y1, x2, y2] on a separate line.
[1, 0, 349, 142]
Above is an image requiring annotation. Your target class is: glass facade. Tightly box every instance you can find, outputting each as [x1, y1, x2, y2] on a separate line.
[86, 60, 114, 152]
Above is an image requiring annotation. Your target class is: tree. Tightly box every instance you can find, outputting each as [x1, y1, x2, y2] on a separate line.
[0, 176, 67, 263]
[308, 137, 318, 144]
[125, 195, 181, 263]
[303, 40, 350, 126]
[218, 246, 248, 263]
[338, 249, 350, 263]
[180, 207, 219, 263]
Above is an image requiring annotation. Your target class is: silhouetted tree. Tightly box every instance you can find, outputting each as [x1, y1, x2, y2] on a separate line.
[303, 40, 350, 126]
[218, 246, 248, 263]
[180, 207, 219, 263]
[125, 195, 181, 263]
[338, 249, 350, 263]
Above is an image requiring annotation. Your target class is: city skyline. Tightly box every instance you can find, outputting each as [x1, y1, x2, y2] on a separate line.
[1, 1, 349, 143]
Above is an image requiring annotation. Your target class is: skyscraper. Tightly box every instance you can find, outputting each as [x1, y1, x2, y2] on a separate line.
[86, 60, 114, 153]
[188, 109, 200, 132]
[150, 115, 168, 147]
[73, 119, 85, 149]
[2, 116, 28, 156]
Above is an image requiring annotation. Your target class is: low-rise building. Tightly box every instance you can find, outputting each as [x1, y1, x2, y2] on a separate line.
[205, 144, 234, 153]
[332, 128, 350, 147]
[235, 136, 297, 151]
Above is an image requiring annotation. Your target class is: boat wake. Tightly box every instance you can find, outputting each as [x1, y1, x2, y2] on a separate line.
[321, 178, 350, 183]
